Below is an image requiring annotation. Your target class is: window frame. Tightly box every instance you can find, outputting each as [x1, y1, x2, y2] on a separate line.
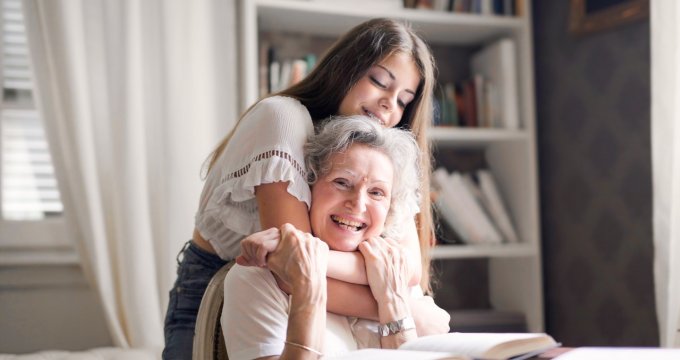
[0, 0, 75, 266]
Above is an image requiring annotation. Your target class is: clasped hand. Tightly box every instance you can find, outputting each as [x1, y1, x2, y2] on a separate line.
[236, 225, 450, 335]
[358, 236, 412, 310]
[263, 224, 329, 298]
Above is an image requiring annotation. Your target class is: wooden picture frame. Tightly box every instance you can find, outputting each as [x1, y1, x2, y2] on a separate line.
[569, 0, 649, 36]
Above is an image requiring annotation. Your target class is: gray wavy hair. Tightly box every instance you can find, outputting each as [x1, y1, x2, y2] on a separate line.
[304, 115, 422, 238]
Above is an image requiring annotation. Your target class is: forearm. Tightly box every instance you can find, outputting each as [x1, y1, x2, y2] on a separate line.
[282, 294, 326, 359]
[327, 250, 367, 284]
[271, 225, 328, 360]
[357, 236, 419, 348]
[326, 277, 379, 320]
[377, 286, 417, 348]
[327, 248, 419, 287]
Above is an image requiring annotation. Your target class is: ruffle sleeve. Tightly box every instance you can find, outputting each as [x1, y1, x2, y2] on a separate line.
[196, 96, 314, 238]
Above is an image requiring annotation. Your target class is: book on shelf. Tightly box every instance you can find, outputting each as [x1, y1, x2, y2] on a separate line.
[461, 79, 478, 127]
[471, 38, 520, 130]
[407, 0, 523, 16]
[444, 83, 460, 126]
[261, 46, 317, 96]
[432, 168, 474, 244]
[330, 332, 559, 360]
[433, 77, 499, 129]
[434, 83, 460, 126]
[432, 0, 449, 11]
[476, 169, 519, 243]
[278, 60, 292, 92]
[432, 168, 503, 244]
[432, 167, 519, 244]
[309, 0, 403, 10]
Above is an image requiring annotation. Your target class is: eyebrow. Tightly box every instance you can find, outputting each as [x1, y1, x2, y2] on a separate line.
[376, 64, 416, 96]
[339, 169, 391, 185]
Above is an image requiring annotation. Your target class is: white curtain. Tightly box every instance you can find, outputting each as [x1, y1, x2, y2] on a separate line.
[651, 0, 680, 348]
[22, 0, 238, 348]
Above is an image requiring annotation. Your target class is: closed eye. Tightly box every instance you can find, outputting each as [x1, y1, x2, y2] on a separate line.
[399, 94, 414, 109]
[370, 76, 387, 89]
[333, 178, 351, 189]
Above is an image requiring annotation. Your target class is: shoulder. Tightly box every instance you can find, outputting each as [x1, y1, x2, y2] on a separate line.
[252, 96, 310, 118]
[225, 265, 285, 300]
[243, 96, 314, 137]
[245, 96, 315, 147]
[225, 264, 273, 287]
[223, 265, 290, 324]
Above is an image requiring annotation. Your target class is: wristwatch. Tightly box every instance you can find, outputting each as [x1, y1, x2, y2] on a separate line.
[378, 316, 416, 336]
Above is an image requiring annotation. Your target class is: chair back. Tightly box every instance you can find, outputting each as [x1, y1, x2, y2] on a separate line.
[192, 261, 236, 360]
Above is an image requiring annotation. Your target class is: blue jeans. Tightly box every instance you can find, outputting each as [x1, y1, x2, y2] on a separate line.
[162, 240, 229, 360]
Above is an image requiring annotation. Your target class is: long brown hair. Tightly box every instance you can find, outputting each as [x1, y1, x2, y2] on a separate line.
[206, 18, 437, 292]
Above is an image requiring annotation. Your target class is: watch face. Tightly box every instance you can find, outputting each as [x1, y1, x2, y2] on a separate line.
[389, 321, 400, 333]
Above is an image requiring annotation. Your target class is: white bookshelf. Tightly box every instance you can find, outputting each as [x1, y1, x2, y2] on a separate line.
[431, 243, 536, 259]
[429, 127, 529, 147]
[239, 0, 543, 333]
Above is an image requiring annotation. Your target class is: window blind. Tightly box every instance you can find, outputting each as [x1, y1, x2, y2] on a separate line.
[1, 0, 63, 220]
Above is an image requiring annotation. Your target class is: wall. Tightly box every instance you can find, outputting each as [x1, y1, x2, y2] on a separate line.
[533, 1, 657, 346]
[0, 265, 112, 353]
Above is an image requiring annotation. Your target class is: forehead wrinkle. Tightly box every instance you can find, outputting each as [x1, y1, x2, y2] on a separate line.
[334, 167, 390, 185]
[337, 168, 357, 178]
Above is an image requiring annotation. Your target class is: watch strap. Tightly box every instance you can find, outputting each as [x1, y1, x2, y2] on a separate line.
[378, 316, 416, 336]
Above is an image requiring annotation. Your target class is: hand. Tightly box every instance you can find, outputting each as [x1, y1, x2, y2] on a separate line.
[267, 223, 329, 301]
[236, 227, 280, 267]
[358, 236, 412, 322]
[409, 296, 451, 336]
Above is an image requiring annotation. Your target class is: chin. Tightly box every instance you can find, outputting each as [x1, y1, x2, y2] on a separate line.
[326, 237, 362, 252]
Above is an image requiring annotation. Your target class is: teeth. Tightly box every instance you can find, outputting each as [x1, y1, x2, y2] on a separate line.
[332, 215, 364, 230]
[338, 223, 356, 231]
[366, 112, 385, 126]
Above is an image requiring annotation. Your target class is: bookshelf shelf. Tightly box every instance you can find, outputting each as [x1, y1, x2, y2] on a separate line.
[239, 0, 542, 333]
[429, 127, 528, 147]
[430, 243, 536, 259]
[255, 0, 524, 46]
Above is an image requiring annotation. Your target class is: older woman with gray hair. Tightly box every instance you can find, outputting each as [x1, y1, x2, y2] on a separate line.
[304, 115, 422, 241]
[222, 115, 447, 359]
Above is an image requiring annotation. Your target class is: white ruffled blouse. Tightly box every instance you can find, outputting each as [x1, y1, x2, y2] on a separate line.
[195, 96, 314, 260]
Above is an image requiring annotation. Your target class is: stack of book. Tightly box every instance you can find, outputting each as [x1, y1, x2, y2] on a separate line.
[405, 0, 524, 16]
[434, 38, 519, 130]
[258, 43, 318, 97]
[432, 167, 518, 245]
[307, 0, 403, 9]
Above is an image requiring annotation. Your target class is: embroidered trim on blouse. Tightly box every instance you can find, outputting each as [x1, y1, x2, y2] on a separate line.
[223, 150, 306, 183]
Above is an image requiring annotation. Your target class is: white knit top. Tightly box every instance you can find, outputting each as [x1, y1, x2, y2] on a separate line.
[195, 96, 314, 260]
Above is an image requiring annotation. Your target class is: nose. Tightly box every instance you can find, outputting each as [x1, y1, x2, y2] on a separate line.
[379, 94, 396, 113]
[345, 189, 367, 213]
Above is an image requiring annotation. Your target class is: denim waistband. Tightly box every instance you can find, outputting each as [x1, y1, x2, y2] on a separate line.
[177, 240, 229, 269]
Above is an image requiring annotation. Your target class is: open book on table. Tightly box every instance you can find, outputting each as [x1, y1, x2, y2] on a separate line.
[330, 332, 559, 360]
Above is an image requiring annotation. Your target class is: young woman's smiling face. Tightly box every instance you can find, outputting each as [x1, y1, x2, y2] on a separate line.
[338, 52, 420, 128]
[309, 143, 394, 252]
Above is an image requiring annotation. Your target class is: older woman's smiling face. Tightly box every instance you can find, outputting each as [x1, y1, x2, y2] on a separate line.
[309, 143, 394, 251]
